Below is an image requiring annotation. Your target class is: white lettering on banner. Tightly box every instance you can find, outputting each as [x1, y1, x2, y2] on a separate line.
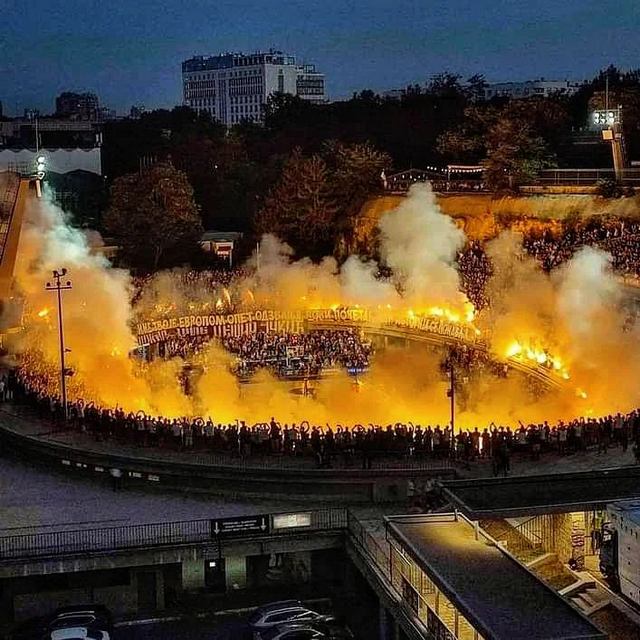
[135, 307, 479, 347]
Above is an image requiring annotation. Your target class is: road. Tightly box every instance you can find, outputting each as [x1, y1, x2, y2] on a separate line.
[115, 617, 251, 640]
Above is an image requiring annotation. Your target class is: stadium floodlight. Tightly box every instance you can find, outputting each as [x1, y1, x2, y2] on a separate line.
[591, 108, 621, 129]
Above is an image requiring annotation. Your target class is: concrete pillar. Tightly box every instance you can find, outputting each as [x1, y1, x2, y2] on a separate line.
[378, 606, 393, 640]
[181, 557, 205, 591]
[551, 513, 574, 562]
[155, 568, 165, 611]
[225, 555, 247, 590]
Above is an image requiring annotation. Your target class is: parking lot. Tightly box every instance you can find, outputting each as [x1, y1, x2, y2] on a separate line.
[115, 617, 251, 640]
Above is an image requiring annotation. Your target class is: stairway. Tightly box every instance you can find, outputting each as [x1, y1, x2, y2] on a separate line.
[479, 518, 543, 564]
[560, 570, 611, 616]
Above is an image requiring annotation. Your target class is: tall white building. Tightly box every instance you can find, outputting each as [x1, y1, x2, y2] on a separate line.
[182, 50, 326, 126]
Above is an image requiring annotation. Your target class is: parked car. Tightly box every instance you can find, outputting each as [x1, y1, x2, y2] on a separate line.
[255, 624, 327, 640]
[8, 605, 112, 640]
[46, 605, 112, 640]
[248, 601, 335, 632]
[49, 629, 109, 640]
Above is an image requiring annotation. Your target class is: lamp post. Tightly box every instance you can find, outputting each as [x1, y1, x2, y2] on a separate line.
[46, 269, 72, 420]
[35, 154, 46, 198]
[446, 352, 455, 436]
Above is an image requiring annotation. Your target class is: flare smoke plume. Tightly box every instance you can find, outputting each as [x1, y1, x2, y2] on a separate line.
[7, 182, 640, 427]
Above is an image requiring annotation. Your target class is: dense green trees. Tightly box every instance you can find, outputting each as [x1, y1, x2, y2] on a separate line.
[96, 65, 640, 266]
[437, 100, 561, 190]
[255, 141, 390, 258]
[104, 163, 203, 272]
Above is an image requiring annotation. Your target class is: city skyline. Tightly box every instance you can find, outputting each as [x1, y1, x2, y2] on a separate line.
[3, 0, 639, 115]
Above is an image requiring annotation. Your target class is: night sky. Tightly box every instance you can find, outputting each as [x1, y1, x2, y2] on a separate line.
[2, 0, 638, 115]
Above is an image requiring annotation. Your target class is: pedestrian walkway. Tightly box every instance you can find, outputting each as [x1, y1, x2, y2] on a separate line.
[457, 446, 637, 479]
[0, 455, 311, 533]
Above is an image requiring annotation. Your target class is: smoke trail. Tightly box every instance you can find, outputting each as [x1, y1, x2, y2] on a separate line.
[9, 182, 640, 429]
[378, 183, 467, 307]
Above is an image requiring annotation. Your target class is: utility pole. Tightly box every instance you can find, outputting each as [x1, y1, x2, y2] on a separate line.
[447, 355, 455, 436]
[46, 269, 72, 420]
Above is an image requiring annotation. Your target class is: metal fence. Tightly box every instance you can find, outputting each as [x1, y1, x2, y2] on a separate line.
[537, 168, 640, 185]
[347, 512, 390, 580]
[0, 508, 348, 561]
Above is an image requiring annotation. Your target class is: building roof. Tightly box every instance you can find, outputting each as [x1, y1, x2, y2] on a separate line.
[200, 230, 243, 242]
[440, 467, 640, 518]
[387, 514, 605, 640]
[609, 499, 640, 528]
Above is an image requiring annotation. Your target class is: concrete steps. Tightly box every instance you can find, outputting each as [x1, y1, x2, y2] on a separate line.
[479, 518, 543, 564]
[563, 572, 611, 616]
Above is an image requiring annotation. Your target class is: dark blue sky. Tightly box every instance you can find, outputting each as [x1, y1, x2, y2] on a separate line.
[2, 0, 638, 115]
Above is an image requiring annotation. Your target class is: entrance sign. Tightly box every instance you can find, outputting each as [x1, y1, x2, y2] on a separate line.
[210, 514, 270, 538]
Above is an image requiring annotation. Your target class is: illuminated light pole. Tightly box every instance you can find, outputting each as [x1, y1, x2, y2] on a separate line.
[591, 78, 625, 182]
[34, 154, 46, 198]
[46, 269, 72, 421]
[446, 353, 455, 438]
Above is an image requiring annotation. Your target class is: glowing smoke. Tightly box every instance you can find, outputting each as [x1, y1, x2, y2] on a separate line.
[8, 181, 640, 428]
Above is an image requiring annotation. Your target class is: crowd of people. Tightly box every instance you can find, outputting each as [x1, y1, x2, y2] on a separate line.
[8, 365, 640, 473]
[130, 218, 640, 324]
[523, 218, 640, 275]
[454, 218, 640, 310]
[12, 215, 640, 475]
[222, 329, 372, 378]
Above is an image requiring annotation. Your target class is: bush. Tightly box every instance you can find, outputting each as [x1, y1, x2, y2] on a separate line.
[595, 178, 623, 199]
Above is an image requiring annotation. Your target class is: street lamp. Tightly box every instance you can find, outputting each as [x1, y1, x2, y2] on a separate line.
[446, 351, 455, 437]
[45, 269, 72, 421]
[33, 154, 46, 198]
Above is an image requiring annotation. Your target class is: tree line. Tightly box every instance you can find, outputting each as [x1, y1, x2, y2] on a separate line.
[97, 65, 640, 271]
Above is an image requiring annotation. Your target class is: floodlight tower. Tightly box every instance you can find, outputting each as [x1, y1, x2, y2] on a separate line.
[592, 107, 625, 181]
[591, 79, 626, 181]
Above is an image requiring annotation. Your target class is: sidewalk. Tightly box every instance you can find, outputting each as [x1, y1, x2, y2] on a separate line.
[454, 447, 637, 479]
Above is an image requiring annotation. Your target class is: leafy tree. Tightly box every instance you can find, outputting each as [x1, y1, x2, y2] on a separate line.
[466, 74, 488, 100]
[255, 149, 338, 257]
[436, 104, 497, 162]
[483, 120, 555, 191]
[322, 141, 391, 255]
[426, 72, 464, 98]
[104, 163, 203, 272]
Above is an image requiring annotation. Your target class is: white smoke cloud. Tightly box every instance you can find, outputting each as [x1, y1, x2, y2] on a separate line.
[378, 183, 466, 305]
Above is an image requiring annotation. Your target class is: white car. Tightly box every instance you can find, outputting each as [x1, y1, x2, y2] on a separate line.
[249, 600, 335, 631]
[50, 629, 110, 640]
[255, 624, 326, 640]
[48, 613, 110, 640]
